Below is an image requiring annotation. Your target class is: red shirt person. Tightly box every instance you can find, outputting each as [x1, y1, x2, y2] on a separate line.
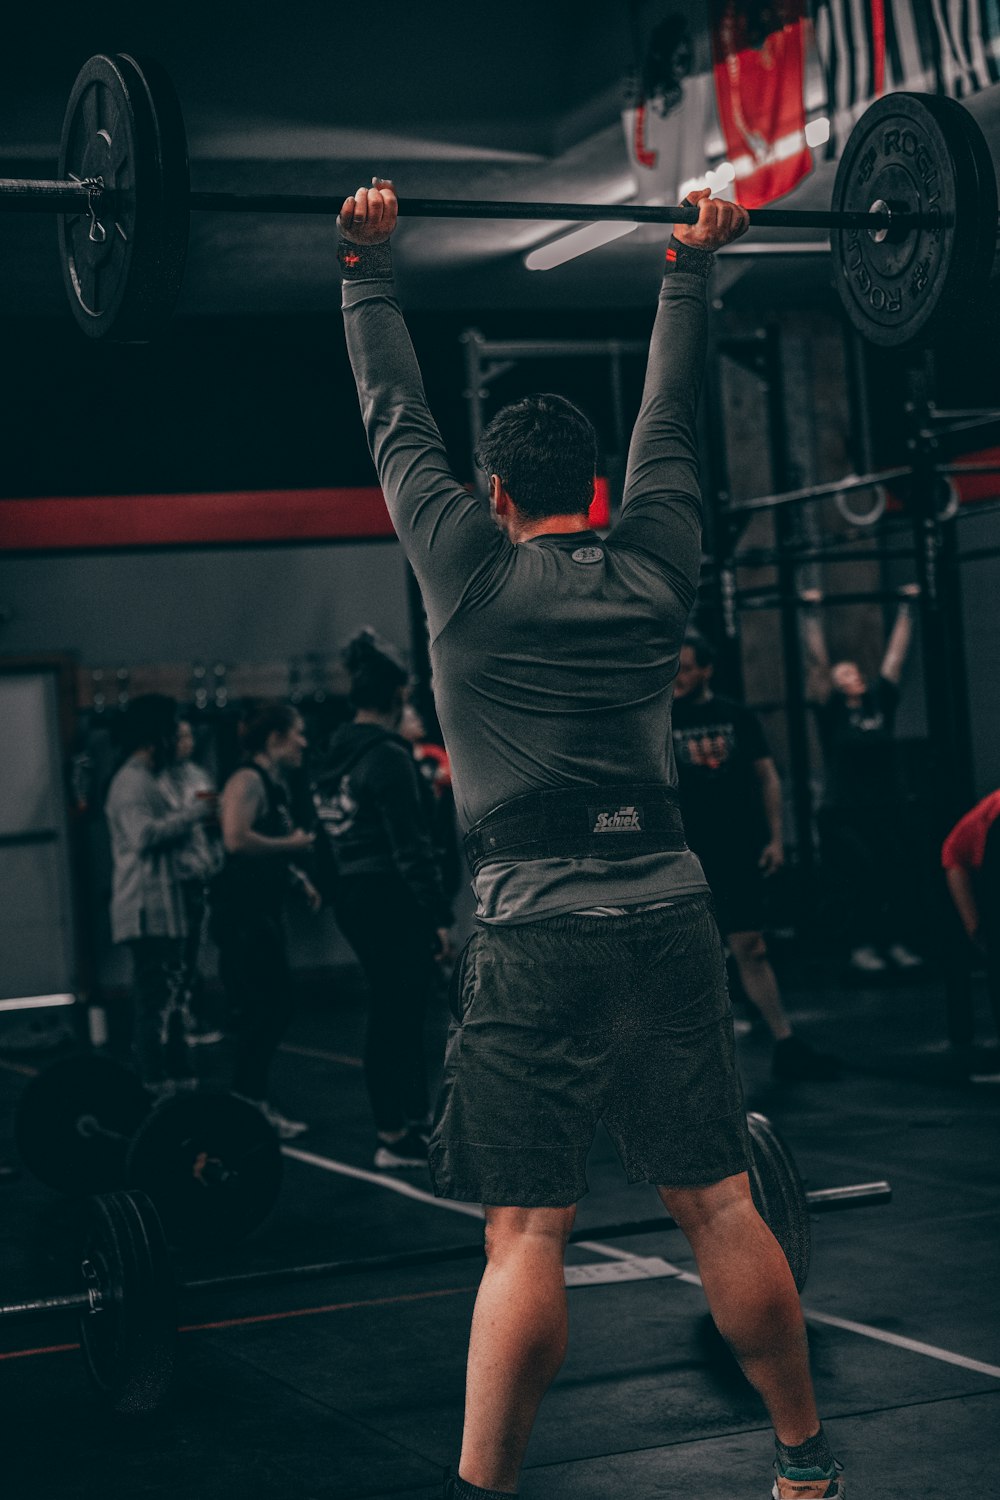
[942, 790, 1000, 1052]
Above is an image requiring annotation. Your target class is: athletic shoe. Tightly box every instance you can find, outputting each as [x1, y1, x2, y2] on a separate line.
[261, 1102, 309, 1140]
[772, 1458, 844, 1497]
[886, 942, 923, 969]
[849, 944, 887, 973]
[233, 1093, 308, 1140]
[772, 1035, 841, 1081]
[375, 1128, 429, 1169]
[185, 1028, 224, 1047]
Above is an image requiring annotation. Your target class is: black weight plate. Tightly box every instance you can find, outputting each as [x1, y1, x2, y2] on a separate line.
[126, 1092, 283, 1248]
[832, 92, 997, 349]
[57, 53, 189, 341]
[78, 1190, 177, 1413]
[746, 1112, 812, 1292]
[15, 1055, 151, 1195]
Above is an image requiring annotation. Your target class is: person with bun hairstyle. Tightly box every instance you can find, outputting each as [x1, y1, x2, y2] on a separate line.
[315, 629, 454, 1169]
[212, 700, 321, 1139]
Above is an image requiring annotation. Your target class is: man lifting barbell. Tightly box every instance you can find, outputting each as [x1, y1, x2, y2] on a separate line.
[337, 183, 841, 1500]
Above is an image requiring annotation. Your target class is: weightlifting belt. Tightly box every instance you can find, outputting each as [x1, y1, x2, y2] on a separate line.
[463, 784, 687, 874]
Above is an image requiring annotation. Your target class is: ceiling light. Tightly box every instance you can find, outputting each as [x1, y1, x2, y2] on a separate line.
[524, 220, 638, 271]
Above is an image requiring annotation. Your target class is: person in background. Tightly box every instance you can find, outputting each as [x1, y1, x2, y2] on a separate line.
[158, 718, 224, 1046]
[105, 694, 212, 1094]
[212, 701, 321, 1139]
[803, 585, 924, 974]
[942, 788, 1000, 1080]
[672, 633, 839, 1081]
[315, 630, 454, 1170]
[400, 699, 463, 900]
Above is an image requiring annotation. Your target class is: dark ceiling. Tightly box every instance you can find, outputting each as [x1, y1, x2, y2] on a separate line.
[2, 3, 999, 320]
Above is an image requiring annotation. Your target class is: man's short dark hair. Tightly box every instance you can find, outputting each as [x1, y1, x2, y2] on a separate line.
[474, 393, 598, 520]
[683, 630, 716, 668]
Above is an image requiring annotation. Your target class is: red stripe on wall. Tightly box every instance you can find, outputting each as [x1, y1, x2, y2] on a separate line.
[871, 0, 886, 96]
[1, 478, 614, 553]
[0, 488, 397, 552]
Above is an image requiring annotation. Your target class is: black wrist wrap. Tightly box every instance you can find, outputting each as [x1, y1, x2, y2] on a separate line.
[338, 240, 393, 279]
[664, 236, 714, 278]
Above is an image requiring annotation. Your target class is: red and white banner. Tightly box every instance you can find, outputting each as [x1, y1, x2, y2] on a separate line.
[710, 0, 813, 207]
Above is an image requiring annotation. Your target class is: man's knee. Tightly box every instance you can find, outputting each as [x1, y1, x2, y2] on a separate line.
[657, 1171, 754, 1234]
[483, 1204, 577, 1262]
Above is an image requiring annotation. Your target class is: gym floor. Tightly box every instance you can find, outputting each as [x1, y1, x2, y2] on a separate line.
[1, 964, 998, 1500]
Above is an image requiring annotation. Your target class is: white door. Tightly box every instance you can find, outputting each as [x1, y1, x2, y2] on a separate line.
[0, 670, 77, 1003]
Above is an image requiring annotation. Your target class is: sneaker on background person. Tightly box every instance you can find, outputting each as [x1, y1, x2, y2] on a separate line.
[233, 1092, 309, 1141]
[885, 941, 923, 970]
[849, 944, 887, 974]
[375, 1127, 429, 1169]
[262, 1101, 309, 1140]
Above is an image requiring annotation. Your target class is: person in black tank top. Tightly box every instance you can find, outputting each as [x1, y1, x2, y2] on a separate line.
[213, 701, 321, 1139]
[315, 630, 454, 1170]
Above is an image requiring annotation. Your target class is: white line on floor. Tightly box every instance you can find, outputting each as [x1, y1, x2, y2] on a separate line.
[801, 1310, 1000, 1379]
[281, 1145, 484, 1220]
[282, 1145, 999, 1376]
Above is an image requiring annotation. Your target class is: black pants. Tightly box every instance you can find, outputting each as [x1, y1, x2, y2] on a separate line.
[178, 881, 210, 1030]
[818, 802, 920, 949]
[214, 905, 294, 1101]
[334, 873, 439, 1134]
[127, 935, 191, 1085]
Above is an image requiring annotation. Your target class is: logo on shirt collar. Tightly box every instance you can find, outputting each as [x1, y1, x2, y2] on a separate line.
[571, 546, 604, 564]
[590, 805, 643, 833]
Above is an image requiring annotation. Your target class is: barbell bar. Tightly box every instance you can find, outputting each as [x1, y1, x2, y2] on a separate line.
[0, 1180, 891, 1324]
[0, 175, 940, 231]
[2, 53, 998, 346]
[0, 1113, 891, 1412]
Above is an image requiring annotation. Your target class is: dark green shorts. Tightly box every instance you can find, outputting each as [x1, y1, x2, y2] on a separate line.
[428, 894, 750, 1207]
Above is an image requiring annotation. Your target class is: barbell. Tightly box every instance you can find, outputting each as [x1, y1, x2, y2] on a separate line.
[14, 1055, 284, 1248]
[1, 54, 997, 347]
[0, 1112, 891, 1413]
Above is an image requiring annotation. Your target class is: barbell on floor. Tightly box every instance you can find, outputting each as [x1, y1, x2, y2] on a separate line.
[1, 54, 997, 346]
[0, 1113, 891, 1413]
[14, 1055, 284, 1248]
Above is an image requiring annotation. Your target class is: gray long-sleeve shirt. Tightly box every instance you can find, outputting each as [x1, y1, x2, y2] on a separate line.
[106, 757, 202, 943]
[342, 257, 710, 922]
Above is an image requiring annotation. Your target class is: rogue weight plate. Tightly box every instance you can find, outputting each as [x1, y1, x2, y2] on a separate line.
[126, 1092, 283, 1248]
[57, 53, 189, 340]
[79, 1190, 177, 1413]
[832, 92, 997, 349]
[746, 1112, 812, 1292]
[15, 1055, 151, 1194]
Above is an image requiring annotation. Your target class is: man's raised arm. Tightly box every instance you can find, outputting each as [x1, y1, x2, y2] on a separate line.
[613, 189, 748, 616]
[338, 180, 502, 637]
